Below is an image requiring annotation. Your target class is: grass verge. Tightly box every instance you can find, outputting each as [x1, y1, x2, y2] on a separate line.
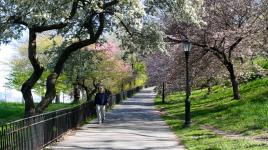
[0, 102, 82, 124]
[155, 77, 268, 149]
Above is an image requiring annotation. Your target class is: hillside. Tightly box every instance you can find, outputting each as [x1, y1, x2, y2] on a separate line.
[155, 77, 268, 149]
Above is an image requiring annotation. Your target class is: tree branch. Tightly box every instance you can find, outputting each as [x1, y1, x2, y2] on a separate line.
[34, 0, 79, 32]
[218, 37, 226, 48]
[115, 15, 133, 36]
[10, 0, 79, 33]
[93, 13, 105, 41]
[84, 13, 96, 37]
[102, 10, 133, 36]
[10, 16, 29, 27]
[103, 0, 119, 9]
[228, 37, 243, 60]
[165, 35, 188, 43]
[69, 0, 79, 19]
[34, 23, 67, 32]
[166, 36, 228, 64]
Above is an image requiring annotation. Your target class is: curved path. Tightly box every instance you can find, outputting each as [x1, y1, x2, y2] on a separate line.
[48, 87, 185, 150]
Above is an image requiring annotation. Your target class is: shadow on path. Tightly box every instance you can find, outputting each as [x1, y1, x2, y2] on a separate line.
[47, 87, 185, 150]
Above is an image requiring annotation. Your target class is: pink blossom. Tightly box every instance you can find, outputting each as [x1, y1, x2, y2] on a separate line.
[95, 41, 120, 56]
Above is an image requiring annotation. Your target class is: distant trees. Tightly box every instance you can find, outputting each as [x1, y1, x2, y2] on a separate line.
[63, 40, 132, 103]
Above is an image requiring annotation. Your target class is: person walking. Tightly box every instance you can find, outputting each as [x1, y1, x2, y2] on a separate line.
[94, 85, 108, 124]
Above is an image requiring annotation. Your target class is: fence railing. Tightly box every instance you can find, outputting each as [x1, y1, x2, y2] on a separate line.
[0, 87, 142, 150]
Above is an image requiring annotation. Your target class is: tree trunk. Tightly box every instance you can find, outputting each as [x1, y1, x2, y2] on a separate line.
[80, 83, 92, 101]
[87, 79, 99, 101]
[36, 73, 58, 113]
[207, 78, 212, 95]
[88, 88, 98, 101]
[73, 82, 80, 103]
[226, 63, 240, 100]
[84, 88, 91, 101]
[55, 94, 60, 103]
[21, 29, 44, 117]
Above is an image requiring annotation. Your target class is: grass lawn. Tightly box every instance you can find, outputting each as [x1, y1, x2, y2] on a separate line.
[0, 102, 82, 125]
[155, 76, 268, 149]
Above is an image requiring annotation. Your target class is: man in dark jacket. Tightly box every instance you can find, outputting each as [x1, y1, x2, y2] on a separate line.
[94, 85, 108, 124]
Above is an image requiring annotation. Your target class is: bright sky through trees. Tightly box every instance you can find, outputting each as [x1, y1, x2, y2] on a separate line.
[0, 44, 22, 101]
[0, 31, 42, 102]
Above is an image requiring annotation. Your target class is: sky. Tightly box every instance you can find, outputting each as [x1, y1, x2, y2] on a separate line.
[0, 31, 29, 102]
[0, 42, 52, 103]
[0, 43, 23, 102]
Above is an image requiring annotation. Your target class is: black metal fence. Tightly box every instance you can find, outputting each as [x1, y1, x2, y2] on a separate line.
[0, 87, 142, 150]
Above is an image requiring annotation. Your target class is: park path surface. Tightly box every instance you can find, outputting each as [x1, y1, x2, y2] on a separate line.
[48, 87, 185, 150]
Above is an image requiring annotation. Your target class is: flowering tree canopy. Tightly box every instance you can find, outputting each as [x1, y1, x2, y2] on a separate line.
[0, 0, 146, 116]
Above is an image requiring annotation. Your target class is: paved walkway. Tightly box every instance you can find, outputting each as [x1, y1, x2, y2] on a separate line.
[48, 87, 185, 150]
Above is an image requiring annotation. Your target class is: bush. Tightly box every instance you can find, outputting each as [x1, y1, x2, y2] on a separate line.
[254, 57, 268, 69]
[238, 71, 263, 83]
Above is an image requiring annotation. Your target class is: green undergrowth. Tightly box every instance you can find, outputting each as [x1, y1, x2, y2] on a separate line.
[155, 77, 268, 149]
[254, 57, 268, 69]
[0, 102, 82, 125]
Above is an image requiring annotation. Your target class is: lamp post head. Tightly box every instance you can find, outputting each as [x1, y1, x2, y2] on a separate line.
[183, 40, 192, 52]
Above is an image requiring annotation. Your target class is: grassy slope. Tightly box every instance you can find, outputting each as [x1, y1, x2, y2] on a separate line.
[254, 57, 268, 69]
[155, 77, 268, 150]
[0, 102, 81, 124]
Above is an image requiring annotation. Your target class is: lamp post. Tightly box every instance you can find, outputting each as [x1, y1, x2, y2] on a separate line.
[183, 40, 192, 126]
[162, 81, 165, 103]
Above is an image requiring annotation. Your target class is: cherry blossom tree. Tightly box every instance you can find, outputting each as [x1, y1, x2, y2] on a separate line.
[63, 39, 132, 102]
[165, 0, 268, 99]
